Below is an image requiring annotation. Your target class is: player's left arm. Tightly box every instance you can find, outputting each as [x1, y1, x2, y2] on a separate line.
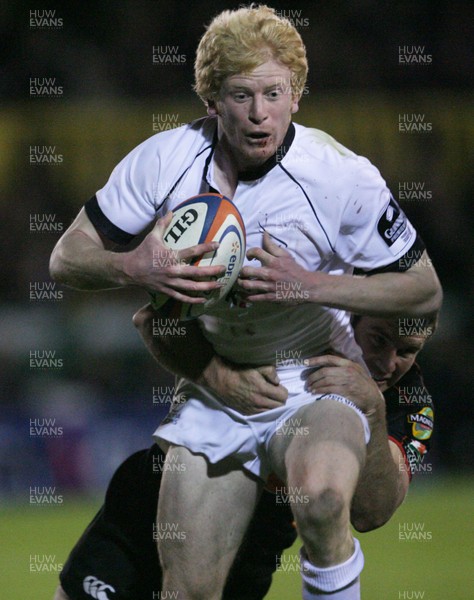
[239, 232, 442, 316]
[304, 355, 409, 531]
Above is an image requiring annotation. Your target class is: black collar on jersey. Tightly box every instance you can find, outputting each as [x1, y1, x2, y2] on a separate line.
[202, 127, 219, 186]
[203, 122, 296, 185]
[238, 122, 295, 181]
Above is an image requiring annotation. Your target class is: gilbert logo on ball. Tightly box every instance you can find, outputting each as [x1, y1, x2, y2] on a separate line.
[150, 193, 246, 320]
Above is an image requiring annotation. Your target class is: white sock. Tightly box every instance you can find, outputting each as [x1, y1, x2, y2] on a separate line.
[300, 538, 364, 599]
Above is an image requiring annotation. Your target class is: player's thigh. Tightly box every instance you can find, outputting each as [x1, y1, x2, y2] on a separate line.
[268, 398, 367, 496]
[157, 445, 262, 575]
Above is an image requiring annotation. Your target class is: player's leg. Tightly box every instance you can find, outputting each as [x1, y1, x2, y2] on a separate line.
[268, 397, 368, 599]
[224, 487, 297, 599]
[158, 444, 262, 600]
[53, 586, 70, 600]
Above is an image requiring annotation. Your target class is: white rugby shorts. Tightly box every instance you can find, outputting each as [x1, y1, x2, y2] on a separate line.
[154, 365, 370, 481]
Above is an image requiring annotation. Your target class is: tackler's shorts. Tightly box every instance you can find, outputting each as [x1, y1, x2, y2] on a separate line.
[59, 446, 162, 599]
[59, 445, 297, 600]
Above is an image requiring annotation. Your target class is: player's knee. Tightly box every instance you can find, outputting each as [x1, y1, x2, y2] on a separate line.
[53, 584, 71, 600]
[293, 486, 347, 532]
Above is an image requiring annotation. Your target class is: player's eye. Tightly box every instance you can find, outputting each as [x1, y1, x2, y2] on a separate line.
[370, 334, 387, 348]
[233, 92, 249, 101]
[397, 347, 418, 358]
[266, 89, 281, 99]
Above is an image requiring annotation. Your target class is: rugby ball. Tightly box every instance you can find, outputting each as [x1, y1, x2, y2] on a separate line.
[149, 193, 246, 320]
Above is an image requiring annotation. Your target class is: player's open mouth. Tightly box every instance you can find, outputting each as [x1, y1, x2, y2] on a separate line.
[372, 375, 390, 387]
[245, 132, 271, 147]
[246, 132, 270, 141]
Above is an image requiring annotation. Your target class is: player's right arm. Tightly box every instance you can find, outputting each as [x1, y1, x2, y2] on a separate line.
[133, 304, 288, 413]
[50, 125, 229, 301]
[49, 208, 225, 302]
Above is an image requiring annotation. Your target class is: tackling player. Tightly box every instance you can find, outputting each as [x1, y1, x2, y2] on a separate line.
[54, 311, 435, 600]
[50, 6, 442, 598]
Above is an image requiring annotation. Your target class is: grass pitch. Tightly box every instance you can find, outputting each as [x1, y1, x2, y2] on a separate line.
[1, 477, 472, 599]
[267, 476, 474, 599]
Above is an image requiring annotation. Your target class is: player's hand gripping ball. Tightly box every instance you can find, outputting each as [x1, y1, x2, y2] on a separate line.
[149, 193, 246, 320]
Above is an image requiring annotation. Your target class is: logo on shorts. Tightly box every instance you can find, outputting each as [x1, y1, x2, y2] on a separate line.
[407, 407, 433, 440]
[83, 576, 116, 599]
[160, 394, 186, 425]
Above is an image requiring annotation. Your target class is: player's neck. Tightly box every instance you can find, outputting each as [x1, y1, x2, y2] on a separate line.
[213, 141, 239, 199]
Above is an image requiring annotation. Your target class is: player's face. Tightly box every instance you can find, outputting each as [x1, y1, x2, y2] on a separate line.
[354, 317, 427, 392]
[210, 59, 299, 170]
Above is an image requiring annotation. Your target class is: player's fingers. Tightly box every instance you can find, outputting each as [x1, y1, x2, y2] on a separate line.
[258, 380, 289, 402]
[248, 393, 287, 411]
[160, 276, 225, 293]
[179, 241, 220, 262]
[238, 266, 275, 283]
[154, 286, 208, 304]
[307, 382, 344, 396]
[257, 365, 281, 385]
[170, 263, 227, 279]
[303, 367, 333, 389]
[302, 366, 343, 386]
[153, 211, 174, 237]
[262, 231, 290, 257]
[304, 355, 352, 369]
[150, 277, 225, 304]
[237, 283, 273, 296]
[245, 246, 277, 265]
[240, 291, 277, 302]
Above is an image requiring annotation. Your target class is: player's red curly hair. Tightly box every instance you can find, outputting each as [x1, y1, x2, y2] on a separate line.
[194, 4, 308, 105]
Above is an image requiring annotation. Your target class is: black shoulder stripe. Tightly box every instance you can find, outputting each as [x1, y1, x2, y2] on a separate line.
[354, 234, 426, 276]
[85, 195, 135, 245]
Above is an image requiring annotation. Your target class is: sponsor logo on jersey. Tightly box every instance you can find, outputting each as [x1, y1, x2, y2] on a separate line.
[377, 196, 409, 247]
[405, 440, 428, 474]
[408, 407, 434, 440]
[83, 576, 115, 599]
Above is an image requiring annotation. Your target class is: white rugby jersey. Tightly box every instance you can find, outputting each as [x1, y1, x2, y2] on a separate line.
[86, 117, 424, 367]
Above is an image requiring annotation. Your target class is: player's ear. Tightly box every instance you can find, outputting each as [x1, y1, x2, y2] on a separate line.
[207, 99, 218, 116]
[291, 94, 299, 115]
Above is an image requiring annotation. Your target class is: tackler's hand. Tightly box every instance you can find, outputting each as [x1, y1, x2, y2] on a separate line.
[303, 355, 384, 417]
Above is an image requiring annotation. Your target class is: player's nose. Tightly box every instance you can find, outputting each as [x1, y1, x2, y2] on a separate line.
[248, 95, 267, 123]
[377, 349, 398, 376]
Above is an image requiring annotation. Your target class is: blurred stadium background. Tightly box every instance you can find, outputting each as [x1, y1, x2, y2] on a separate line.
[1, 1, 473, 598]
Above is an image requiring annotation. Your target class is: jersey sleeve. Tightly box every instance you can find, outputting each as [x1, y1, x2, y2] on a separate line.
[85, 136, 164, 244]
[384, 364, 434, 479]
[335, 161, 425, 273]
